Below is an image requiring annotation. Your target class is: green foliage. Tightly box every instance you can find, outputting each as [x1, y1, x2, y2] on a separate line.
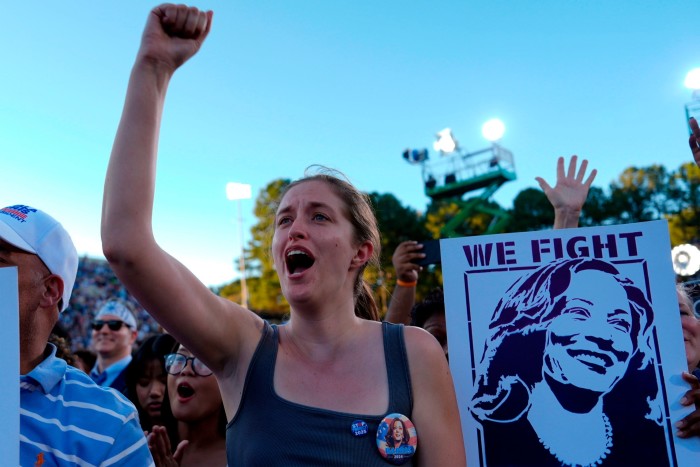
[667, 162, 700, 245]
[217, 161, 700, 314]
[245, 178, 291, 316]
[507, 188, 554, 232]
[367, 192, 437, 313]
[426, 198, 503, 238]
[368, 192, 429, 266]
[607, 165, 675, 223]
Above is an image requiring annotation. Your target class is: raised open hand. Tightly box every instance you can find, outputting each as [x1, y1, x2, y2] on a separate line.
[138, 4, 213, 72]
[148, 425, 189, 467]
[536, 155, 597, 229]
[689, 118, 700, 168]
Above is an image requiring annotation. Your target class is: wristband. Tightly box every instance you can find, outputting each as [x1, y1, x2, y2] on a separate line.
[397, 279, 417, 288]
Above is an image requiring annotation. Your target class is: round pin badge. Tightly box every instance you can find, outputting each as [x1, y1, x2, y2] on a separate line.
[351, 420, 369, 437]
[376, 413, 417, 465]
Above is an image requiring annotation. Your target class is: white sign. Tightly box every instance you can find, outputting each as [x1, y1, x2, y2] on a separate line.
[0, 267, 19, 466]
[442, 220, 698, 466]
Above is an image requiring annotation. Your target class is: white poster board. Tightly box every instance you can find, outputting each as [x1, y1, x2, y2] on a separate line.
[442, 220, 699, 466]
[0, 267, 19, 466]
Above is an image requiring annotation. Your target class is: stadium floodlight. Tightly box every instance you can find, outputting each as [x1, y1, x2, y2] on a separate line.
[402, 148, 429, 164]
[433, 128, 458, 154]
[226, 182, 252, 201]
[672, 244, 700, 276]
[685, 68, 700, 91]
[482, 118, 506, 142]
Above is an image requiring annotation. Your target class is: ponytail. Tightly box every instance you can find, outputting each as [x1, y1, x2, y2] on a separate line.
[355, 280, 380, 321]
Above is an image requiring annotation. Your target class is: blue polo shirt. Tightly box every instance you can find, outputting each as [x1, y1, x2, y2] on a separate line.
[20, 345, 154, 466]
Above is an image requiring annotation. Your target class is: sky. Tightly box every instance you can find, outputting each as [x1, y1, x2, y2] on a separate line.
[2, 1, 699, 287]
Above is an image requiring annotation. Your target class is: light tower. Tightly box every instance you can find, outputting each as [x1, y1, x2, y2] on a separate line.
[403, 119, 516, 238]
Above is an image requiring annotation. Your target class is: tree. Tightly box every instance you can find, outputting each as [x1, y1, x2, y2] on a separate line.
[368, 192, 429, 266]
[244, 178, 291, 315]
[506, 188, 554, 233]
[667, 162, 700, 245]
[425, 198, 503, 239]
[607, 165, 675, 224]
[367, 192, 434, 314]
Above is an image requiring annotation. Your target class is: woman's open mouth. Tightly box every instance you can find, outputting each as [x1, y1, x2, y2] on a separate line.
[176, 382, 195, 402]
[286, 249, 315, 275]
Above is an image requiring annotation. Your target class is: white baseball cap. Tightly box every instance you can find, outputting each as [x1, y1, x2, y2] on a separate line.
[0, 205, 78, 312]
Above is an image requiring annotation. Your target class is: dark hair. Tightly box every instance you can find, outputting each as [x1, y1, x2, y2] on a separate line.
[160, 341, 227, 449]
[384, 417, 409, 446]
[276, 167, 381, 321]
[411, 287, 445, 328]
[125, 333, 177, 431]
[73, 348, 97, 371]
[471, 258, 660, 423]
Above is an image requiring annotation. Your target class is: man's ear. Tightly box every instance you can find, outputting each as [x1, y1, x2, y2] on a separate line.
[350, 241, 373, 269]
[40, 275, 64, 310]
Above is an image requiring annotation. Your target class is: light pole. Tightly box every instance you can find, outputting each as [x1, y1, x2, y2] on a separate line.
[226, 182, 252, 309]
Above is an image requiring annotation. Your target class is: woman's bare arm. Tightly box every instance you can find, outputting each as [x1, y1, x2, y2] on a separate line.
[102, 4, 263, 372]
[405, 327, 467, 466]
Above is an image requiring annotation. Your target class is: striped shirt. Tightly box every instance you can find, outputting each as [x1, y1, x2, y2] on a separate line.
[20, 344, 154, 467]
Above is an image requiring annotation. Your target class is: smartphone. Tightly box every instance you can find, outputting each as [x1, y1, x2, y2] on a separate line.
[413, 239, 442, 266]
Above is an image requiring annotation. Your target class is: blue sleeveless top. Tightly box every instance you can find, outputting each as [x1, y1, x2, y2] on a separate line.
[226, 321, 415, 466]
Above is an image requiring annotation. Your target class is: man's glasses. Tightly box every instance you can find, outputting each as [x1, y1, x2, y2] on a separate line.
[91, 319, 130, 332]
[165, 353, 213, 377]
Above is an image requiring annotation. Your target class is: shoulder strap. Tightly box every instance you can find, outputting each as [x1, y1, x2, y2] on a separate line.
[382, 322, 413, 416]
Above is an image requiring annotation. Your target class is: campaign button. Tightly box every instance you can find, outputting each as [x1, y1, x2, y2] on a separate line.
[376, 413, 417, 465]
[351, 420, 369, 437]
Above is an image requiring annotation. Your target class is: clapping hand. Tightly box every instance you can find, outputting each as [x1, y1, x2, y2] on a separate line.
[148, 425, 189, 467]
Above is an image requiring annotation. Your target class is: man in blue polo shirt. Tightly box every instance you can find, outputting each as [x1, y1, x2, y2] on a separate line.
[0, 205, 153, 466]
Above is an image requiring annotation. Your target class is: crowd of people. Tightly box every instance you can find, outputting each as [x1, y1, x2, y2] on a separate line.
[9, 3, 700, 466]
[58, 256, 161, 350]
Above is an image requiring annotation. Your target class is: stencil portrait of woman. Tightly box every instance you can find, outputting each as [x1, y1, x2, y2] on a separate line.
[471, 257, 669, 467]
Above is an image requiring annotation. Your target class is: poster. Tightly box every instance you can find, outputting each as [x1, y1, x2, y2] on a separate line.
[442, 220, 699, 466]
[1, 267, 19, 466]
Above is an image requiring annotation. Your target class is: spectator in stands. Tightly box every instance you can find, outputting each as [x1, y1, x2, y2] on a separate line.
[679, 116, 700, 438]
[0, 204, 152, 466]
[73, 348, 97, 374]
[126, 333, 177, 432]
[62, 256, 161, 351]
[148, 343, 227, 466]
[410, 288, 447, 359]
[89, 299, 138, 394]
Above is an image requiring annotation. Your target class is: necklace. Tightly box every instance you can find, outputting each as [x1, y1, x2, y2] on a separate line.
[536, 413, 612, 467]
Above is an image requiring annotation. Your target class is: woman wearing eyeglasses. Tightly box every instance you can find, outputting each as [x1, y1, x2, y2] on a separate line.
[147, 344, 227, 467]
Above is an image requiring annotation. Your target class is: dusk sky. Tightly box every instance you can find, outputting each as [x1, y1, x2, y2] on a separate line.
[2, 1, 698, 286]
